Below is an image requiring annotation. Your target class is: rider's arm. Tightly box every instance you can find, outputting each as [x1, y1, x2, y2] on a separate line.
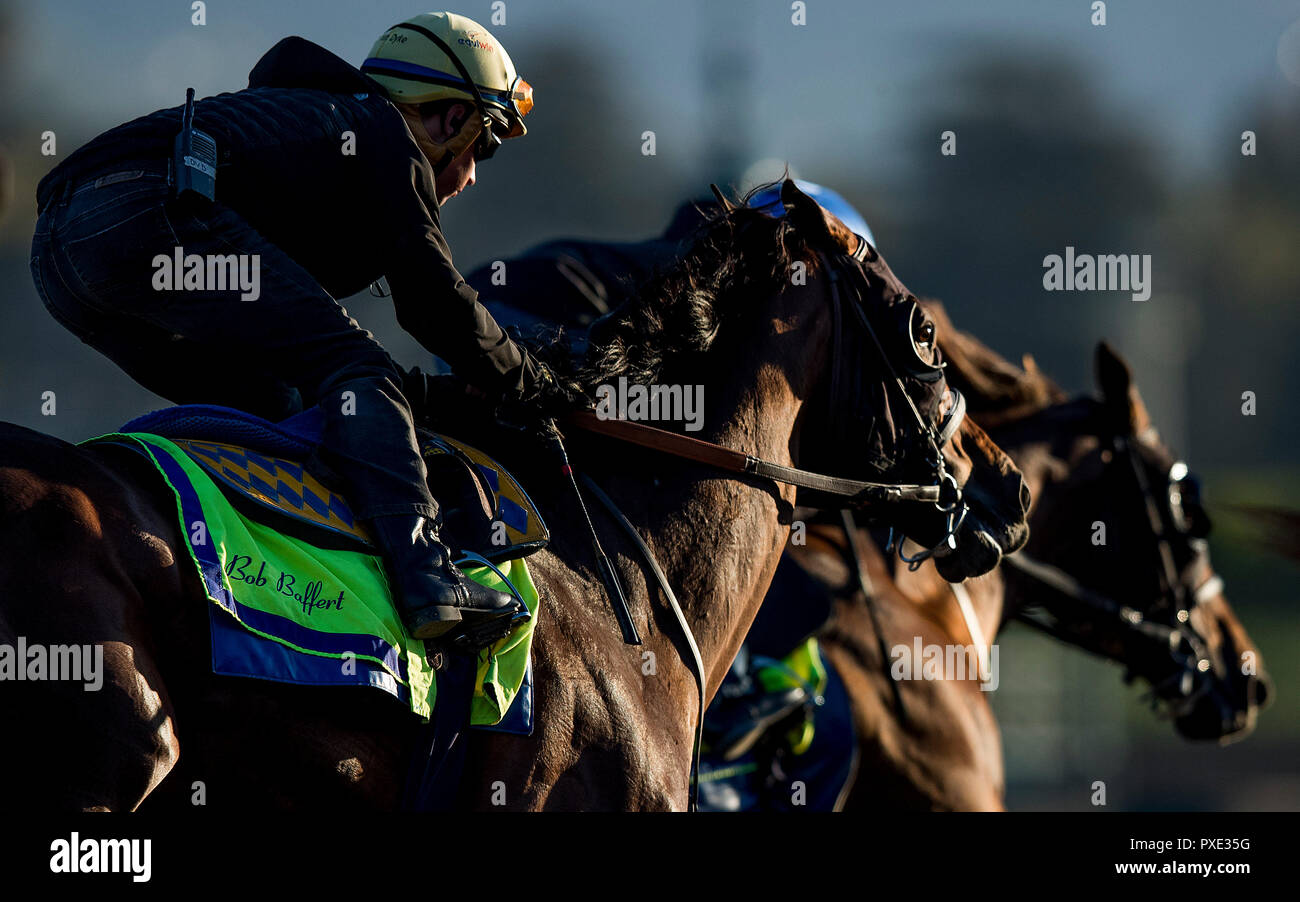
[396, 365, 482, 427]
[380, 149, 541, 402]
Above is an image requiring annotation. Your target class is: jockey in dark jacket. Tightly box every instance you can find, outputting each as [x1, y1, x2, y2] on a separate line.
[30, 12, 561, 643]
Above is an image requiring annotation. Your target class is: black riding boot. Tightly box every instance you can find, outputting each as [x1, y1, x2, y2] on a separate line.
[367, 513, 522, 641]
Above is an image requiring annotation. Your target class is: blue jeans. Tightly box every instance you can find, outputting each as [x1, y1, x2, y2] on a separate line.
[31, 162, 437, 521]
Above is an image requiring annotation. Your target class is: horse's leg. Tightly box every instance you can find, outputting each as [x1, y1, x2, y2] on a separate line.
[0, 446, 180, 811]
[149, 680, 415, 811]
[824, 592, 1007, 811]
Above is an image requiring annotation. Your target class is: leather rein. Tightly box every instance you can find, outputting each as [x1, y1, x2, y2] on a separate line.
[565, 406, 958, 506]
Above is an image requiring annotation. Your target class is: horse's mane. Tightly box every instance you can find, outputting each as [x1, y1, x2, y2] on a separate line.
[529, 182, 819, 396]
[920, 299, 1068, 426]
[521, 184, 1062, 423]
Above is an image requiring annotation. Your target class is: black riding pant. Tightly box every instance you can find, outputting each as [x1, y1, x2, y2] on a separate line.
[30, 162, 437, 522]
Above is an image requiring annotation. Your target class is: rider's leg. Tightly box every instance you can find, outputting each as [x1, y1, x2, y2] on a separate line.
[32, 174, 520, 640]
[27, 284, 304, 422]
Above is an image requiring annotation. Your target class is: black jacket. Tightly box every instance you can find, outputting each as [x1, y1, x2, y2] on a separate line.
[36, 36, 539, 400]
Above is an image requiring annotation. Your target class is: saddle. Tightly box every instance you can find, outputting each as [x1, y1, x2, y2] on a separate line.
[114, 404, 549, 563]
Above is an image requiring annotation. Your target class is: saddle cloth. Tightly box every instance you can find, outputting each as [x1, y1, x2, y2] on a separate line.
[80, 404, 549, 732]
[116, 404, 549, 559]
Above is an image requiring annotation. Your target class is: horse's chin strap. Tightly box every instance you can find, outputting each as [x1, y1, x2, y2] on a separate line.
[564, 409, 946, 506]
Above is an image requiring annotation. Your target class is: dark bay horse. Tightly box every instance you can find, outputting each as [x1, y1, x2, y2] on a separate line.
[809, 314, 1270, 810]
[0, 183, 1030, 811]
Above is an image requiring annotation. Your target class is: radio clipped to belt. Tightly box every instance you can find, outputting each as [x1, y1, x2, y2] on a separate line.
[172, 87, 217, 201]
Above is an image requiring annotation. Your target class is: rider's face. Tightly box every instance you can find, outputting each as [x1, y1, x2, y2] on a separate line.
[421, 102, 478, 206]
[434, 142, 477, 206]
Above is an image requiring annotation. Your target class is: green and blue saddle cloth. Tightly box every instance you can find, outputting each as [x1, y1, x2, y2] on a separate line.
[81, 404, 539, 734]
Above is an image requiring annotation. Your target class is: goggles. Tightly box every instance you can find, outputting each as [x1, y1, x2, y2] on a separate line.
[473, 77, 531, 161]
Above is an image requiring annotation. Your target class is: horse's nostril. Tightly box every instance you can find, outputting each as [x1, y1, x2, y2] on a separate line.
[1018, 479, 1032, 515]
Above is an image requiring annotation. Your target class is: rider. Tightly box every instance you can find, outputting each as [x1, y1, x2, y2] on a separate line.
[471, 177, 876, 332]
[30, 12, 568, 642]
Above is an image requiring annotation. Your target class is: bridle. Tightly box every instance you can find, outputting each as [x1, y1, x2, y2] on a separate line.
[1005, 427, 1221, 716]
[816, 246, 969, 568]
[567, 240, 969, 537]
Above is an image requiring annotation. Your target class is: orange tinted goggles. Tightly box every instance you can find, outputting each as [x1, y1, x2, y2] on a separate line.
[507, 76, 533, 118]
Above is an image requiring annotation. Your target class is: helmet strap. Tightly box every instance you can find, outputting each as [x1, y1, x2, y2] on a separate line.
[396, 102, 483, 175]
[433, 115, 485, 174]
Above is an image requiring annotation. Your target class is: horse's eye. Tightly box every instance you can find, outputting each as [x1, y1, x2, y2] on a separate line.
[916, 320, 935, 347]
[910, 308, 937, 364]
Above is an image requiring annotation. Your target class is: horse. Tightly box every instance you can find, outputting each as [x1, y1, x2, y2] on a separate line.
[805, 311, 1270, 810]
[448, 199, 1269, 810]
[0, 182, 1030, 811]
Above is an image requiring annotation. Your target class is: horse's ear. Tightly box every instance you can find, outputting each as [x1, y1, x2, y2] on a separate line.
[709, 183, 736, 213]
[1095, 341, 1151, 435]
[780, 179, 858, 254]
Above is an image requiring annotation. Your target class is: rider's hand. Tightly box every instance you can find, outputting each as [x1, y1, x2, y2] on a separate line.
[498, 360, 588, 428]
[402, 369, 488, 431]
[527, 360, 589, 417]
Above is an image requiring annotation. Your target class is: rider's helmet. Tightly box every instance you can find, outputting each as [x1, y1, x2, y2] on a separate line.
[361, 11, 533, 168]
[746, 179, 876, 248]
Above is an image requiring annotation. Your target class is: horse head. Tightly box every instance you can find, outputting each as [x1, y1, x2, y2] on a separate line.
[774, 180, 1030, 581]
[1003, 343, 1270, 742]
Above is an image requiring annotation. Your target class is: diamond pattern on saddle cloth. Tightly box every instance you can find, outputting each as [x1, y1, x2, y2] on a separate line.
[120, 404, 372, 543]
[178, 438, 367, 541]
[119, 404, 548, 554]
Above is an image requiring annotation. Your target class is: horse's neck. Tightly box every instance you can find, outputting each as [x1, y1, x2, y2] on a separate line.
[683, 386, 801, 694]
[894, 561, 1003, 650]
[614, 372, 802, 696]
[993, 429, 1076, 617]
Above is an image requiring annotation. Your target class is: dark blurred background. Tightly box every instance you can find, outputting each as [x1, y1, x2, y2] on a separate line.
[0, 0, 1296, 809]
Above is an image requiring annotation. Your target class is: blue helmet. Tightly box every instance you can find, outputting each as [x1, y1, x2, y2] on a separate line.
[746, 179, 875, 248]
